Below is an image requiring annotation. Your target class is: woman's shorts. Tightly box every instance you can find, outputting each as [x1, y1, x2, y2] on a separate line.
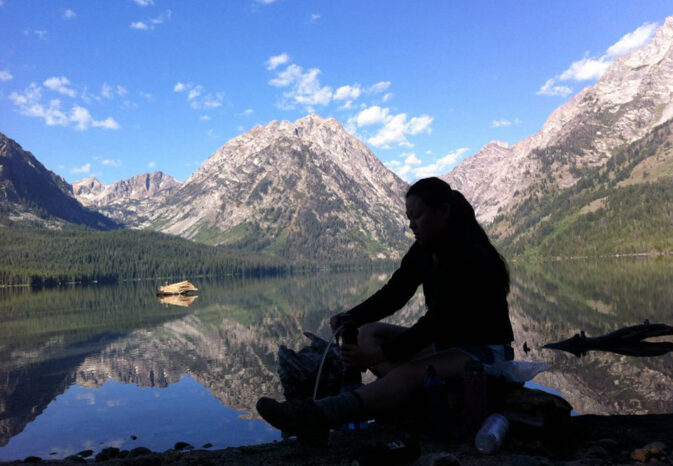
[434, 343, 514, 365]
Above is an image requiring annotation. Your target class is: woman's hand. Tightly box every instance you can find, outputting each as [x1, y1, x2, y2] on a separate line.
[330, 312, 348, 332]
[340, 344, 385, 370]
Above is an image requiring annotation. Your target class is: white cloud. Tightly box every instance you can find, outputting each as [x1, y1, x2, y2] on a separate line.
[414, 148, 470, 179]
[492, 119, 512, 128]
[133, 0, 154, 6]
[310, 13, 321, 23]
[407, 115, 433, 135]
[0, 70, 12, 81]
[492, 118, 520, 128]
[92, 117, 120, 130]
[269, 64, 302, 87]
[382, 92, 393, 102]
[130, 21, 149, 30]
[116, 85, 128, 96]
[269, 64, 333, 110]
[334, 84, 362, 101]
[174, 82, 224, 110]
[536, 78, 573, 97]
[101, 159, 122, 167]
[101, 83, 114, 99]
[559, 57, 611, 81]
[10, 86, 120, 130]
[256, 0, 278, 4]
[200, 92, 224, 109]
[63, 9, 76, 19]
[404, 153, 422, 165]
[130, 10, 171, 31]
[34, 30, 47, 39]
[70, 105, 93, 130]
[43, 76, 77, 97]
[148, 161, 157, 168]
[538, 22, 659, 98]
[188, 86, 203, 100]
[607, 22, 657, 57]
[356, 106, 389, 126]
[200, 115, 211, 121]
[386, 150, 460, 182]
[139, 91, 153, 101]
[266, 53, 290, 71]
[71, 163, 92, 174]
[241, 108, 254, 115]
[369, 81, 391, 94]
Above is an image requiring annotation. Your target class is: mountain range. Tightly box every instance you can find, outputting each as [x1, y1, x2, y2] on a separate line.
[3, 17, 673, 260]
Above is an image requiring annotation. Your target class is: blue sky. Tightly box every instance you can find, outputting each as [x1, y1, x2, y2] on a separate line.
[1, 1, 671, 185]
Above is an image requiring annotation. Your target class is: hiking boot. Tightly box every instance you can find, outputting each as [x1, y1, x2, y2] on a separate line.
[256, 397, 330, 446]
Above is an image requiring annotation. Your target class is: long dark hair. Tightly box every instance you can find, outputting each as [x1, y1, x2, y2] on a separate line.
[406, 177, 510, 294]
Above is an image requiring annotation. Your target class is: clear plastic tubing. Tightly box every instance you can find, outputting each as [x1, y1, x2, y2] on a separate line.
[475, 413, 509, 454]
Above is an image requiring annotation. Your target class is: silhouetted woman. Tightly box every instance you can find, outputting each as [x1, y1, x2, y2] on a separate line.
[257, 177, 514, 443]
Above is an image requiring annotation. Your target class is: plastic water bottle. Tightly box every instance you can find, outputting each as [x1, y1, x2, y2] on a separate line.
[424, 365, 452, 442]
[475, 413, 509, 454]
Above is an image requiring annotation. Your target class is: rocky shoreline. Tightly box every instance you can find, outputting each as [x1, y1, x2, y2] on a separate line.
[1, 413, 671, 465]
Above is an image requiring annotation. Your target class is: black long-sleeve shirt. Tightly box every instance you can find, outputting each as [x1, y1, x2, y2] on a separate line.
[345, 241, 514, 363]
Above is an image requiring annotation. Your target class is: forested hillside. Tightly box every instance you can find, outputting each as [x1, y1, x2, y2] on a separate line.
[490, 120, 673, 258]
[0, 226, 310, 287]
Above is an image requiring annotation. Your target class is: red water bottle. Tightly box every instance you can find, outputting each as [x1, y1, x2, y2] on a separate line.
[463, 360, 487, 441]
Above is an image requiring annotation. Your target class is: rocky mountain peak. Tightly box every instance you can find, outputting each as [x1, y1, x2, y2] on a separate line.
[0, 132, 117, 229]
[445, 17, 673, 224]
[154, 114, 411, 260]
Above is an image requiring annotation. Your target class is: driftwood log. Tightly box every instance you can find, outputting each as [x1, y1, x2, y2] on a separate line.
[543, 321, 673, 357]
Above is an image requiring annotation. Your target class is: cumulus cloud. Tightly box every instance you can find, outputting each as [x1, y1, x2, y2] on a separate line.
[355, 106, 433, 148]
[174, 82, 224, 110]
[606, 22, 657, 57]
[414, 149, 469, 179]
[43, 76, 77, 97]
[334, 84, 362, 101]
[10, 83, 119, 130]
[266, 53, 290, 71]
[537, 21, 658, 98]
[101, 159, 122, 167]
[0, 70, 12, 81]
[385, 149, 468, 182]
[355, 105, 389, 126]
[63, 9, 76, 19]
[269, 64, 333, 110]
[559, 57, 611, 81]
[536, 78, 573, 97]
[130, 9, 171, 31]
[71, 163, 91, 174]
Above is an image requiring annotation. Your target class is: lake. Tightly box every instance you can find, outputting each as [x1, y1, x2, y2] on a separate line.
[1, 257, 672, 461]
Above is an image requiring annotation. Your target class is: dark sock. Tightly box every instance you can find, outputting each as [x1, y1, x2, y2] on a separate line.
[314, 391, 366, 425]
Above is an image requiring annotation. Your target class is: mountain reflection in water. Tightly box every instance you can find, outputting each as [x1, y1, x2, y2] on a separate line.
[0, 257, 672, 459]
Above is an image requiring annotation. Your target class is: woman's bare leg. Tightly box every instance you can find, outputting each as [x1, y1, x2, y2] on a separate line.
[355, 349, 471, 414]
[357, 322, 434, 377]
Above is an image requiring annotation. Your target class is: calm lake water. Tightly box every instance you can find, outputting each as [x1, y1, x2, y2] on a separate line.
[1, 257, 672, 460]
